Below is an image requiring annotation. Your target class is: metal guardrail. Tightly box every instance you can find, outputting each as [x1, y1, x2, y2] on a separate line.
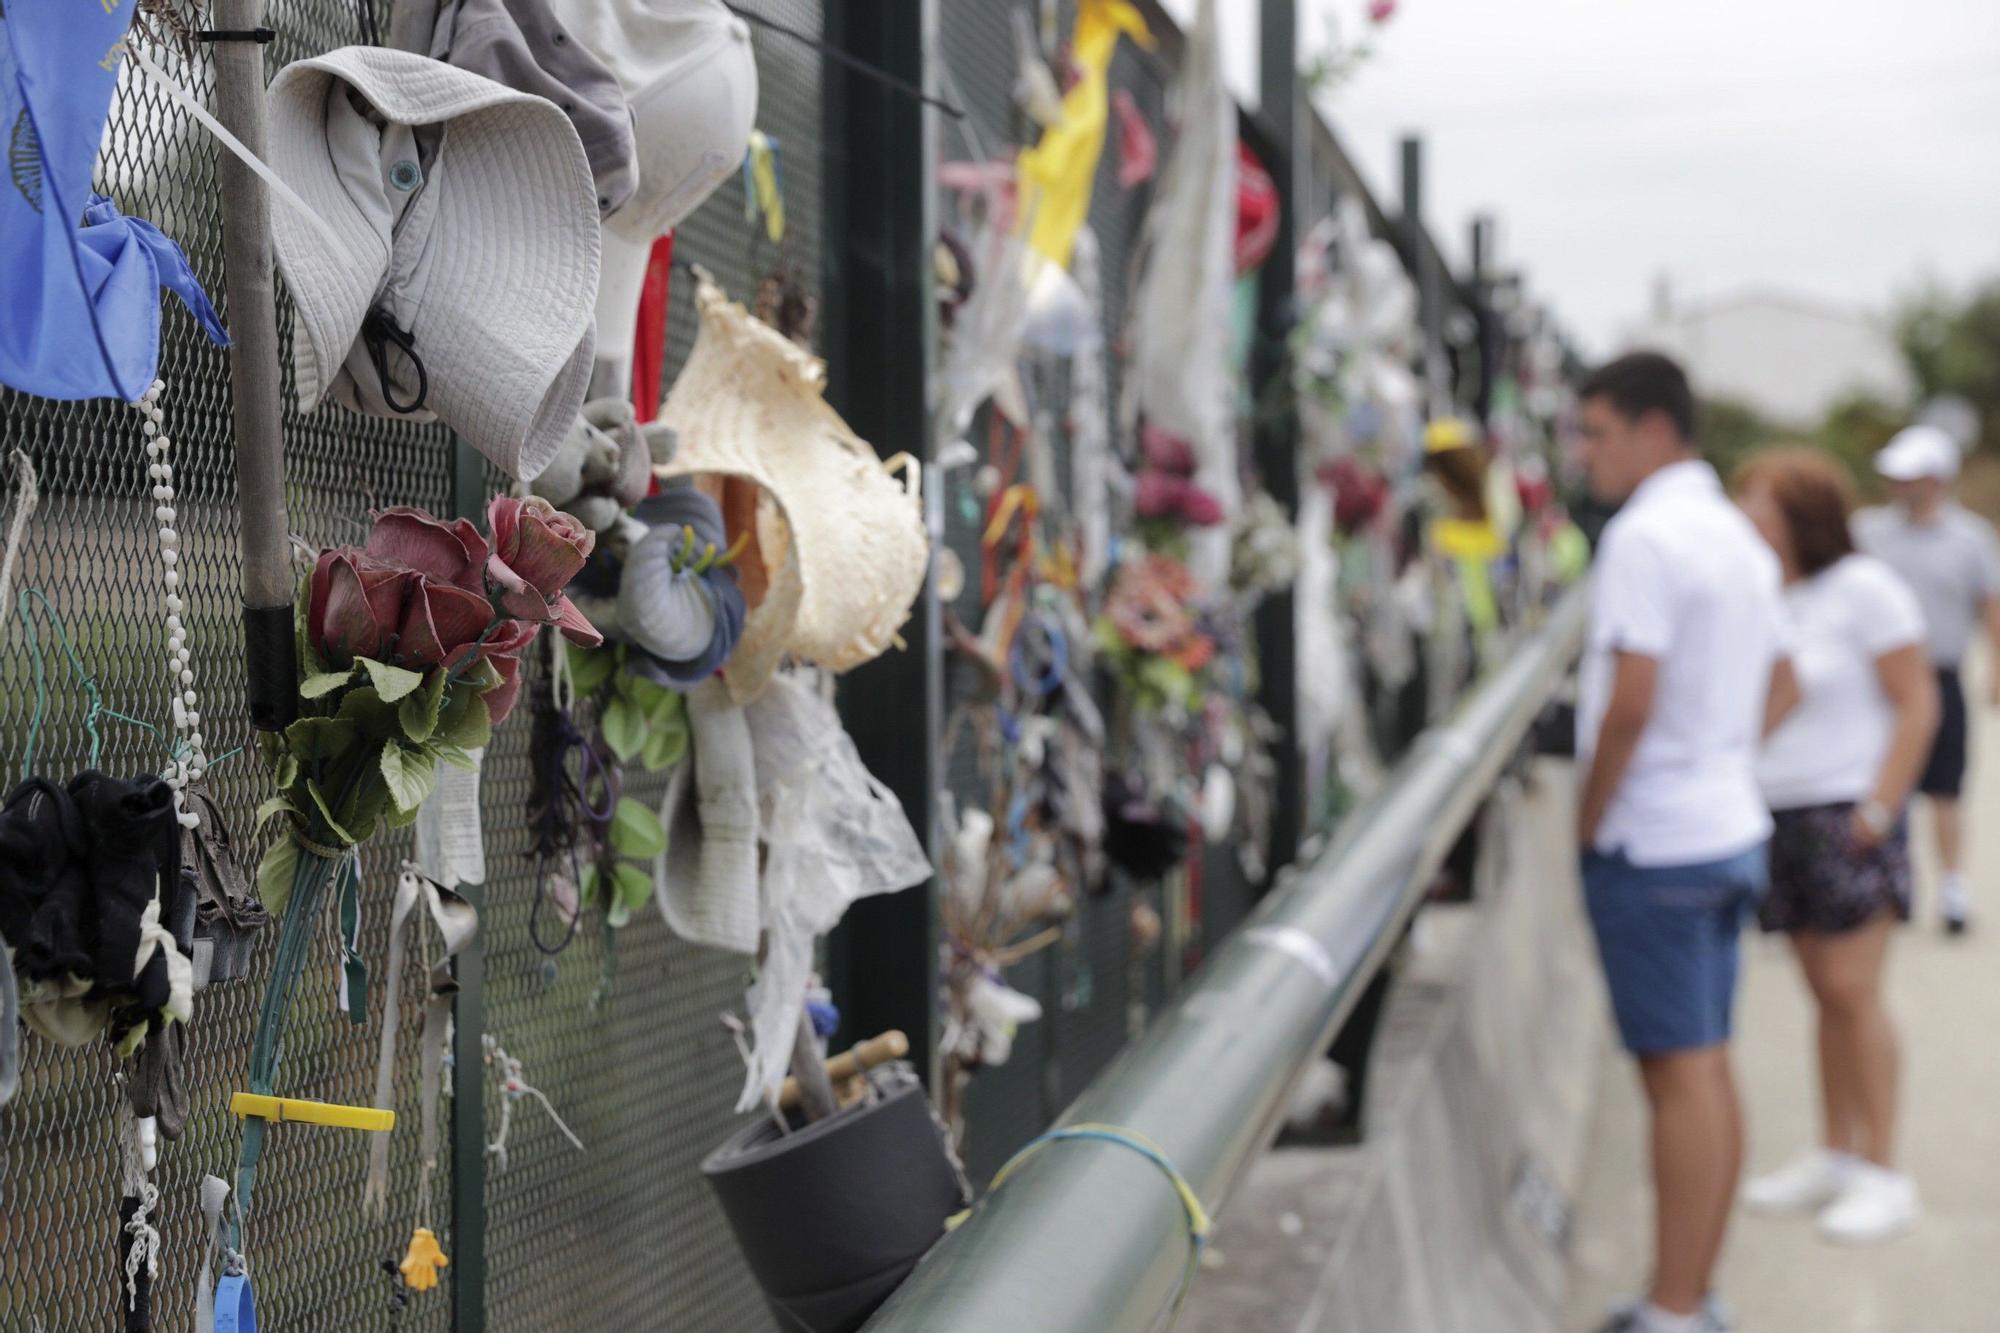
[866, 586, 1588, 1333]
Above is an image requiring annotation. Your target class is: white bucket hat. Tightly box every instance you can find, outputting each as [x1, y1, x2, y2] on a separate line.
[545, 0, 759, 244]
[266, 46, 601, 481]
[657, 275, 929, 704]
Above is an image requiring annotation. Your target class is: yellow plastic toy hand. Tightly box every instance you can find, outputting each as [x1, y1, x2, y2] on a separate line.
[399, 1227, 449, 1292]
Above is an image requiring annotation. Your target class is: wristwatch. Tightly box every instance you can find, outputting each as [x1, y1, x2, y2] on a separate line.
[1856, 799, 1895, 840]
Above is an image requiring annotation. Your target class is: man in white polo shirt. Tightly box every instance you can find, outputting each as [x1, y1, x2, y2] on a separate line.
[1574, 353, 1795, 1333]
[1855, 424, 2000, 934]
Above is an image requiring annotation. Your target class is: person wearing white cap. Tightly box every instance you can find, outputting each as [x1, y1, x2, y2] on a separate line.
[1855, 424, 2000, 934]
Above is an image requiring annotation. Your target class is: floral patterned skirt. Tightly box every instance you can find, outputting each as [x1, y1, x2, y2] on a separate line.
[1760, 802, 1913, 935]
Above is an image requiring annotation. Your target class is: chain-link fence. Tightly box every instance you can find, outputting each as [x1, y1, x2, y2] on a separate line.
[0, 4, 816, 1327]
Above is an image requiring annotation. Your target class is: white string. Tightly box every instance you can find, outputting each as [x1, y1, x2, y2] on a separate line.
[118, 1112, 162, 1312]
[0, 450, 39, 655]
[482, 1033, 584, 1171]
[120, 41, 352, 258]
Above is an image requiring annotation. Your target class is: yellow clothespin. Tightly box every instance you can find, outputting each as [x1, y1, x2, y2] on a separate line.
[230, 1092, 396, 1133]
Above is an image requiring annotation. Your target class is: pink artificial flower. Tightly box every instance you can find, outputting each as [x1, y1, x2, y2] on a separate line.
[483, 655, 526, 725]
[365, 507, 488, 592]
[1134, 470, 1189, 519]
[1139, 423, 1197, 476]
[1369, 0, 1397, 24]
[395, 580, 496, 669]
[486, 495, 598, 643]
[308, 552, 408, 665]
[1179, 485, 1226, 528]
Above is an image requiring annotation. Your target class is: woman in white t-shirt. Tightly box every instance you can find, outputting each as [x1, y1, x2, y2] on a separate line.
[1733, 448, 1940, 1246]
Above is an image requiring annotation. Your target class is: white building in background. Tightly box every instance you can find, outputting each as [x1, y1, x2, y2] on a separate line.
[1618, 279, 1913, 426]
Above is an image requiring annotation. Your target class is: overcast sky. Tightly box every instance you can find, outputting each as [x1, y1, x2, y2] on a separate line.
[1184, 0, 2000, 354]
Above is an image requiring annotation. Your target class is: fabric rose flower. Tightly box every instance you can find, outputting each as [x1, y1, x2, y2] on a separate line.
[486, 495, 602, 647]
[306, 551, 495, 671]
[365, 506, 489, 592]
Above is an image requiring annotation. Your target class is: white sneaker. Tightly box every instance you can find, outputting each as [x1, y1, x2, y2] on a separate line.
[1818, 1164, 1921, 1244]
[1743, 1148, 1855, 1215]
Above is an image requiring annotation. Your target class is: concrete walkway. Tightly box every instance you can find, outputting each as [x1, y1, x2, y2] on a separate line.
[1564, 699, 2000, 1332]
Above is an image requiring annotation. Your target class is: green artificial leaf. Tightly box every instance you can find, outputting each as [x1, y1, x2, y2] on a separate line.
[359, 656, 426, 703]
[432, 742, 480, 773]
[400, 669, 448, 744]
[624, 672, 677, 718]
[272, 752, 299, 792]
[285, 715, 360, 770]
[256, 834, 299, 918]
[300, 668, 357, 699]
[606, 898, 634, 930]
[337, 776, 392, 847]
[600, 695, 647, 764]
[253, 796, 295, 832]
[379, 743, 438, 813]
[435, 684, 493, 752]
[608, 797, 666, 859]
[612, 861, 652, 914]
[567, 641, 616, 696]
[640, 711, 688, 771]
[337, 685, 400, 738]
[578, 862, 601, 909]
[459, 656, 504, 693]
[257, 729, 285, 770]
[383, 798, 423, 830]
[302, 780, 356, 846]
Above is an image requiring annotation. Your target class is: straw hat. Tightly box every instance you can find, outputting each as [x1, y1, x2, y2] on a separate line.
[656, 276, 928, 703]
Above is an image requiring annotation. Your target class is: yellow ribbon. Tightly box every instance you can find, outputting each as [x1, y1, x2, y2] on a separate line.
[1016, 0, 1153, 268]
[745, 130, 785, 244]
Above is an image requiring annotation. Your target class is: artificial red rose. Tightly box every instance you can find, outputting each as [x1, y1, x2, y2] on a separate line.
[396, 579, 495, 668]
[309, 551, 411, 665]
[1179, 485, 1226, 527]
[1139, 423, 1196, 476]
[552, 595, 604, 649]
[483, 655, 525, 725]
[486, 490, 592, 616]
[366, 507, 488, 592]
[1135, 470, 1187, 520]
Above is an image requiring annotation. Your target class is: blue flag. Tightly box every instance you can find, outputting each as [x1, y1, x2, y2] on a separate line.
[0, 3, 227, 402]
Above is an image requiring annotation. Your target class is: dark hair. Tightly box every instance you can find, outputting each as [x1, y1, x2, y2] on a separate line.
[1577, 351, 1697, 443]
[1732, 446, 1858, 577]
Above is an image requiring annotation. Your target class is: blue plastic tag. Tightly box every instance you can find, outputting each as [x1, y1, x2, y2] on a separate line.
[214, 1273, 257, 1333]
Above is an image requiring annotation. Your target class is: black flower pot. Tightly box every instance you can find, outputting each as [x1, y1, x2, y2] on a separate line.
[701, 1081, 962, 1333]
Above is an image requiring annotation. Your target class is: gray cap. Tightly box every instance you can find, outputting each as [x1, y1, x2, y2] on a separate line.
[431, 0, 638, 218]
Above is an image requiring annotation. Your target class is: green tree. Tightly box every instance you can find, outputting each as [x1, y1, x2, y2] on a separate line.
[1896, 279, 2000, 450]
[1697, 395, 1773, 481]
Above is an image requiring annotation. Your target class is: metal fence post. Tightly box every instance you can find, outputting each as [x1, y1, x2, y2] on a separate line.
[1254, 0, 1303, 879]
[448, 442, 488, 1333]
[1400, 134, 1445, 394]
[819, 0, 943, 1081]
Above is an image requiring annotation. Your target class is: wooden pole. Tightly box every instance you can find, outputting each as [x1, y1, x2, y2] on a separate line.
[209, 0, 296, 731]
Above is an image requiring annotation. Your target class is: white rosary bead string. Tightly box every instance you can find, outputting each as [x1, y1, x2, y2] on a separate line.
[128, 381, 205, 830]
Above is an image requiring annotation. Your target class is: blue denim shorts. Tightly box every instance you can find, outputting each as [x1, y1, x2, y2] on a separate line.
[1580, 844, 1768, 1056]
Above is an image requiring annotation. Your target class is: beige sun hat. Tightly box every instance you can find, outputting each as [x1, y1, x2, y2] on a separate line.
[656, 275, 929, 704]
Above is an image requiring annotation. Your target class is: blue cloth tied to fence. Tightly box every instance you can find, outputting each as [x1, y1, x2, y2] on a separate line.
[0, 3, 228, 402]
